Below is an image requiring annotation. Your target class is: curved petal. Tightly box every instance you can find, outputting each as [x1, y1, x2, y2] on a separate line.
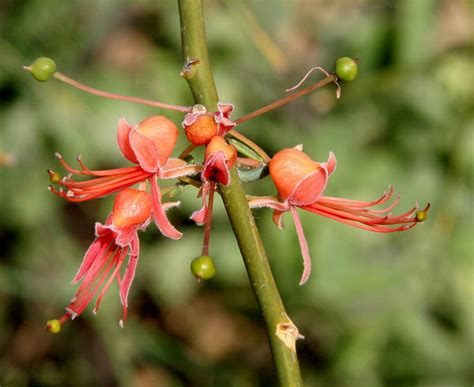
[130, 130, 161, 173]
[288, 166, 329, 206]
[203, 151, 231, 185]
[150, 176, 182, 240]
[118, 235, 139, 325]
[159, 162, 203, 179]
[290, 206, 312, 285]
[113, 225, 138, 247]
[117, 118, 139, 164]
[272, 210, 285, 229]
[325, 152, 336, 176]
[190, 182, 210, 225]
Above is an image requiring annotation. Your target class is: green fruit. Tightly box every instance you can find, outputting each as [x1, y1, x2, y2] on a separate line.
[335, 57, 358, 81]
[30, 57, 56, 82]
[191, 255, 216, 280]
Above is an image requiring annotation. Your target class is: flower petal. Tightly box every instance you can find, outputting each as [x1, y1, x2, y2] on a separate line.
[325, 152, 336, 176]
[150, 176, 182, 240]
[202, 151, 231, 185]
[290, 206, 312, 285]
[119, 235, 139, 324]
[190, 182, 210, 225]
[117, 118, 139, 164]
[288, 166, 329, 206]
[130, 130, 161, 173]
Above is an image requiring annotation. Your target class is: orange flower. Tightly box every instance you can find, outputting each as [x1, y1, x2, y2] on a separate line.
[250, 146, 429, 285]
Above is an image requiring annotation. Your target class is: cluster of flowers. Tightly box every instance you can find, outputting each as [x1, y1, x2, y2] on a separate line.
[25, 57, 429, 333]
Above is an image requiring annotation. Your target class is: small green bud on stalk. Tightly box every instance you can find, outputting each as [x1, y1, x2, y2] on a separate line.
[191, 255, 216, 280]
[335, 57, 358, 81]
[29, 57, 56, 82]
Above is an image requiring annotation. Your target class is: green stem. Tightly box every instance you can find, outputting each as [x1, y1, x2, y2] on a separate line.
[177, 1, 303, 385]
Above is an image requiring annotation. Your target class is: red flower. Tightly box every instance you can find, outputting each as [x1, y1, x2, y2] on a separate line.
[49, 116, 201, 240]
[47, 188, 167, 330]
[191, 136, 237, 225]
[249, 146, 429, 285]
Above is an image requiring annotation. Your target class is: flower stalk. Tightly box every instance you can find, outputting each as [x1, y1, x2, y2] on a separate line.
[177, 0, 303, 385]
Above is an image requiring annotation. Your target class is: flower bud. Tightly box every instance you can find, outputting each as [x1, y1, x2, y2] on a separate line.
[184, 114, 218, 145]
[30, 57, 56, 82]
[112, 188, 153, 228]
[45, 319, 61, 334]
[136, 116, 179, 166]
[191, 255, 216, 280]
[335, 57, 358, 82]
[269, 148, 329, 205]
[205, 136, 237, 168]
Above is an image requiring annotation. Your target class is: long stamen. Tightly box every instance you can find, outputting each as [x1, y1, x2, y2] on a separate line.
[56, 153, 142, 177]
[318, 186, 395, 208]
[94, 249, 127, 314]
[22, 65, 192, 112]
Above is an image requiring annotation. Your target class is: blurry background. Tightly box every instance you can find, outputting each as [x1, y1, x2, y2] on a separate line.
[0, 0, 472, 386]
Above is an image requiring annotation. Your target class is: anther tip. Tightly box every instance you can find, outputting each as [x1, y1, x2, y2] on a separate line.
[54, 152, 62, 159]
[45, 319, 61, 334]
[119, 319, 124, 328]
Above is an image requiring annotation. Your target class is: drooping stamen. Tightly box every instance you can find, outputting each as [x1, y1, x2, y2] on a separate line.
[93, 248, 127, 315]
[22, 65, 192, 113]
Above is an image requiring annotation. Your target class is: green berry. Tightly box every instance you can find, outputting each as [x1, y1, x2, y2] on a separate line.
[335, 57, 358, 81]
[30, 57, 56, 82]
[191, 255, 216, 280]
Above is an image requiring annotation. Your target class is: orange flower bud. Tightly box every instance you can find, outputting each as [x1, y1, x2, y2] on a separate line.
[184, 114, 218, 145]
[269, 148, 329, 205]
[136, 116, 179, 165]
[112, 188, 153, 228]
[205, 136, 237, 167]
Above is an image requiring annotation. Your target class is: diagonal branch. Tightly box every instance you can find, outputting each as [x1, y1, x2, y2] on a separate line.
[177, 0, 303, 385]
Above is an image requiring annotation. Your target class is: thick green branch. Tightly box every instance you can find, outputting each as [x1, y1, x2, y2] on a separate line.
[177, 0, 303, 385]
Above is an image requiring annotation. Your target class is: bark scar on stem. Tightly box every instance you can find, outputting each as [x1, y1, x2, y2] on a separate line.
[275, 315, 305, 353]
[181, 58, 201, 78]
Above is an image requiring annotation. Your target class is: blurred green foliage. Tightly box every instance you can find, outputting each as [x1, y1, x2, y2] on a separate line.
[0, 0, 473, 386]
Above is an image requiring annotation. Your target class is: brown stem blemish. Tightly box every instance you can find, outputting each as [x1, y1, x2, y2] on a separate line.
[275, 316, 305, 353]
